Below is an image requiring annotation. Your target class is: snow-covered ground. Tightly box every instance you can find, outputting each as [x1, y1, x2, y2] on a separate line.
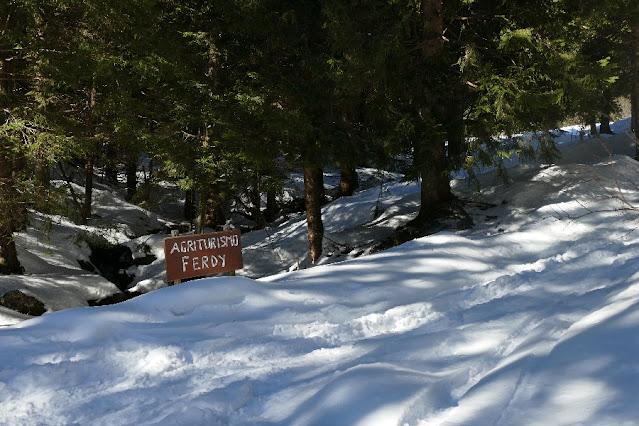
[1, 120, 638, 425]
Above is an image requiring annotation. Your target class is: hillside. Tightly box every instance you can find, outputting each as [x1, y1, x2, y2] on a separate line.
[1, 120, 639, 424]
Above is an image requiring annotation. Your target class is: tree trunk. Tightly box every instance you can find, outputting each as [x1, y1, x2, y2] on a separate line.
[146, 157, 156, 183]
[414, 0, 452, 222]
[0, 150, 23, 274]
[250, 171, 265, 228]
[194, 176, 225, 234]
[35, 156, 51, 191]
[265, 187, 278, 223]
[82, 79, 98, 224]
[103, 142, 119, 185]
[184, 189, 196, 221]
[633, 89, 637, 136]
[33, 150, 51, 212]
[125, 155, 137, 201]
[599, 116, 613, 134]
[338, 164, 358, 197]
[82, 152, 95, 223]
[11, 155, 28, 230]
[416, 142, 452, 221]
[447, 82, 466, 168]
[0, 8, 24, 273]
[420, 0, 444, 58]
[194, 190, 207, 234]
[304, 166, 324, 263]
[194, 190, 223, 233]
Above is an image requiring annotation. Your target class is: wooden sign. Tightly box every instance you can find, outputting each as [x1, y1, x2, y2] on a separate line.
[163, 229, 243, 281]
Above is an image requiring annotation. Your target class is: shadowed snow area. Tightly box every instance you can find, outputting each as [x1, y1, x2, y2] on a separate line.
[1, 120, 639, 424]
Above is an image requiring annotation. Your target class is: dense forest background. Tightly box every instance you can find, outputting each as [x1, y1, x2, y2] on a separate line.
[1, 0, 638, 273]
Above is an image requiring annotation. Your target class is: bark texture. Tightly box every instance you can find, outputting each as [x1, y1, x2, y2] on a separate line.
[599, 116, 613, 134]
[304, 166, 324, 263]
[415, 0, 452, 222]
[0, 150, 23, 274]
[33, 153, 51, 212]
[82, 152, 95, 223]
[0, 9, 24, 273]
[264, 188, 278, 223]
[82, 81, 98, 224]
[194, 175, 225, 234]
[184, 189, 196, 221]
[338, 165, 358, 197]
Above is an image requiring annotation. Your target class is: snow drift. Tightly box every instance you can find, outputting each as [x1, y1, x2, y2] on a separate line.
[1, 121, 639, 424]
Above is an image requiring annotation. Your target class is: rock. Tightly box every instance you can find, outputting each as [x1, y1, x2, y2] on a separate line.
[0, 290, 47, 316]
[89, 244, 134, 291]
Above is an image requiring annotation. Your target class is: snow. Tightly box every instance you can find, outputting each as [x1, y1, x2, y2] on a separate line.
[1, 119, 639, 424]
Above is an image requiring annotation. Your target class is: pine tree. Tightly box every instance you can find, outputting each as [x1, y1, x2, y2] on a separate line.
[0, 1, 38, 273]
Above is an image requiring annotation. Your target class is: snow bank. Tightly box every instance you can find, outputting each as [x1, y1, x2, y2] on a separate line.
[2, 147, 639, 424]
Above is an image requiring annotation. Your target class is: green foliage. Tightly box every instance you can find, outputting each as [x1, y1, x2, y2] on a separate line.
[3, 0, 637, 232]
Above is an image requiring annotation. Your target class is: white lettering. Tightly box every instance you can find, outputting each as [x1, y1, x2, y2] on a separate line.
[187, 240, 195, 252]
[170, 242, 180, 254]
[210, 255, 218, 268]
[181, 256, 190, 272]
[218, 254, 226, 268]
[201, 255, 209, 269]
[209, 237, 216, 249]
[192, 256, 200, 271]
[180, 241, 187, 253]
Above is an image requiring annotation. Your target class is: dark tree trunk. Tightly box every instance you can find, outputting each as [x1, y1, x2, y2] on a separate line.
[589, 120, 598, 137]
[0, 231, 21, 274]
[338, 164, 358, 197]
[420, 0, 444, 58]
[265, 187, 278, 223]
[194, 175, 225, 234]
[194, 187, 208, 234]
[125, 155, 137, 201]
[446, 82, 466, 168]
[414, 0, 452, 222]
[82, 152, 95, 223]
[35, 156, 51, 191]
[82, 79, 98, 224]
[103, 142, 119, 185]
[184, 189, 196, 221]
[33, 152, 51, 212]
[0, 150, 23, 274]
[11, 156, 28, 230]
[304, 166, 324, 263]
[195, 190, 223, 234]
[599, 116, 613, 134]
[250, 171, 265, 228]
[633, 89, 638, 137]
[0, 8, 24, 273]
[416, 143, 452, 221]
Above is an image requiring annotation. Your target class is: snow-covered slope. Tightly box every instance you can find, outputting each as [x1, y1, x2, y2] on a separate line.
[1, 120, 638, 424]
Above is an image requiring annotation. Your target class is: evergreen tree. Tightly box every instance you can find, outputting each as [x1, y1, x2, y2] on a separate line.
[1, 0, 45, 273]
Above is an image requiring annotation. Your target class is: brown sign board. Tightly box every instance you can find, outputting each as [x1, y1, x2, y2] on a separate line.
[163, 229, 243, 281]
